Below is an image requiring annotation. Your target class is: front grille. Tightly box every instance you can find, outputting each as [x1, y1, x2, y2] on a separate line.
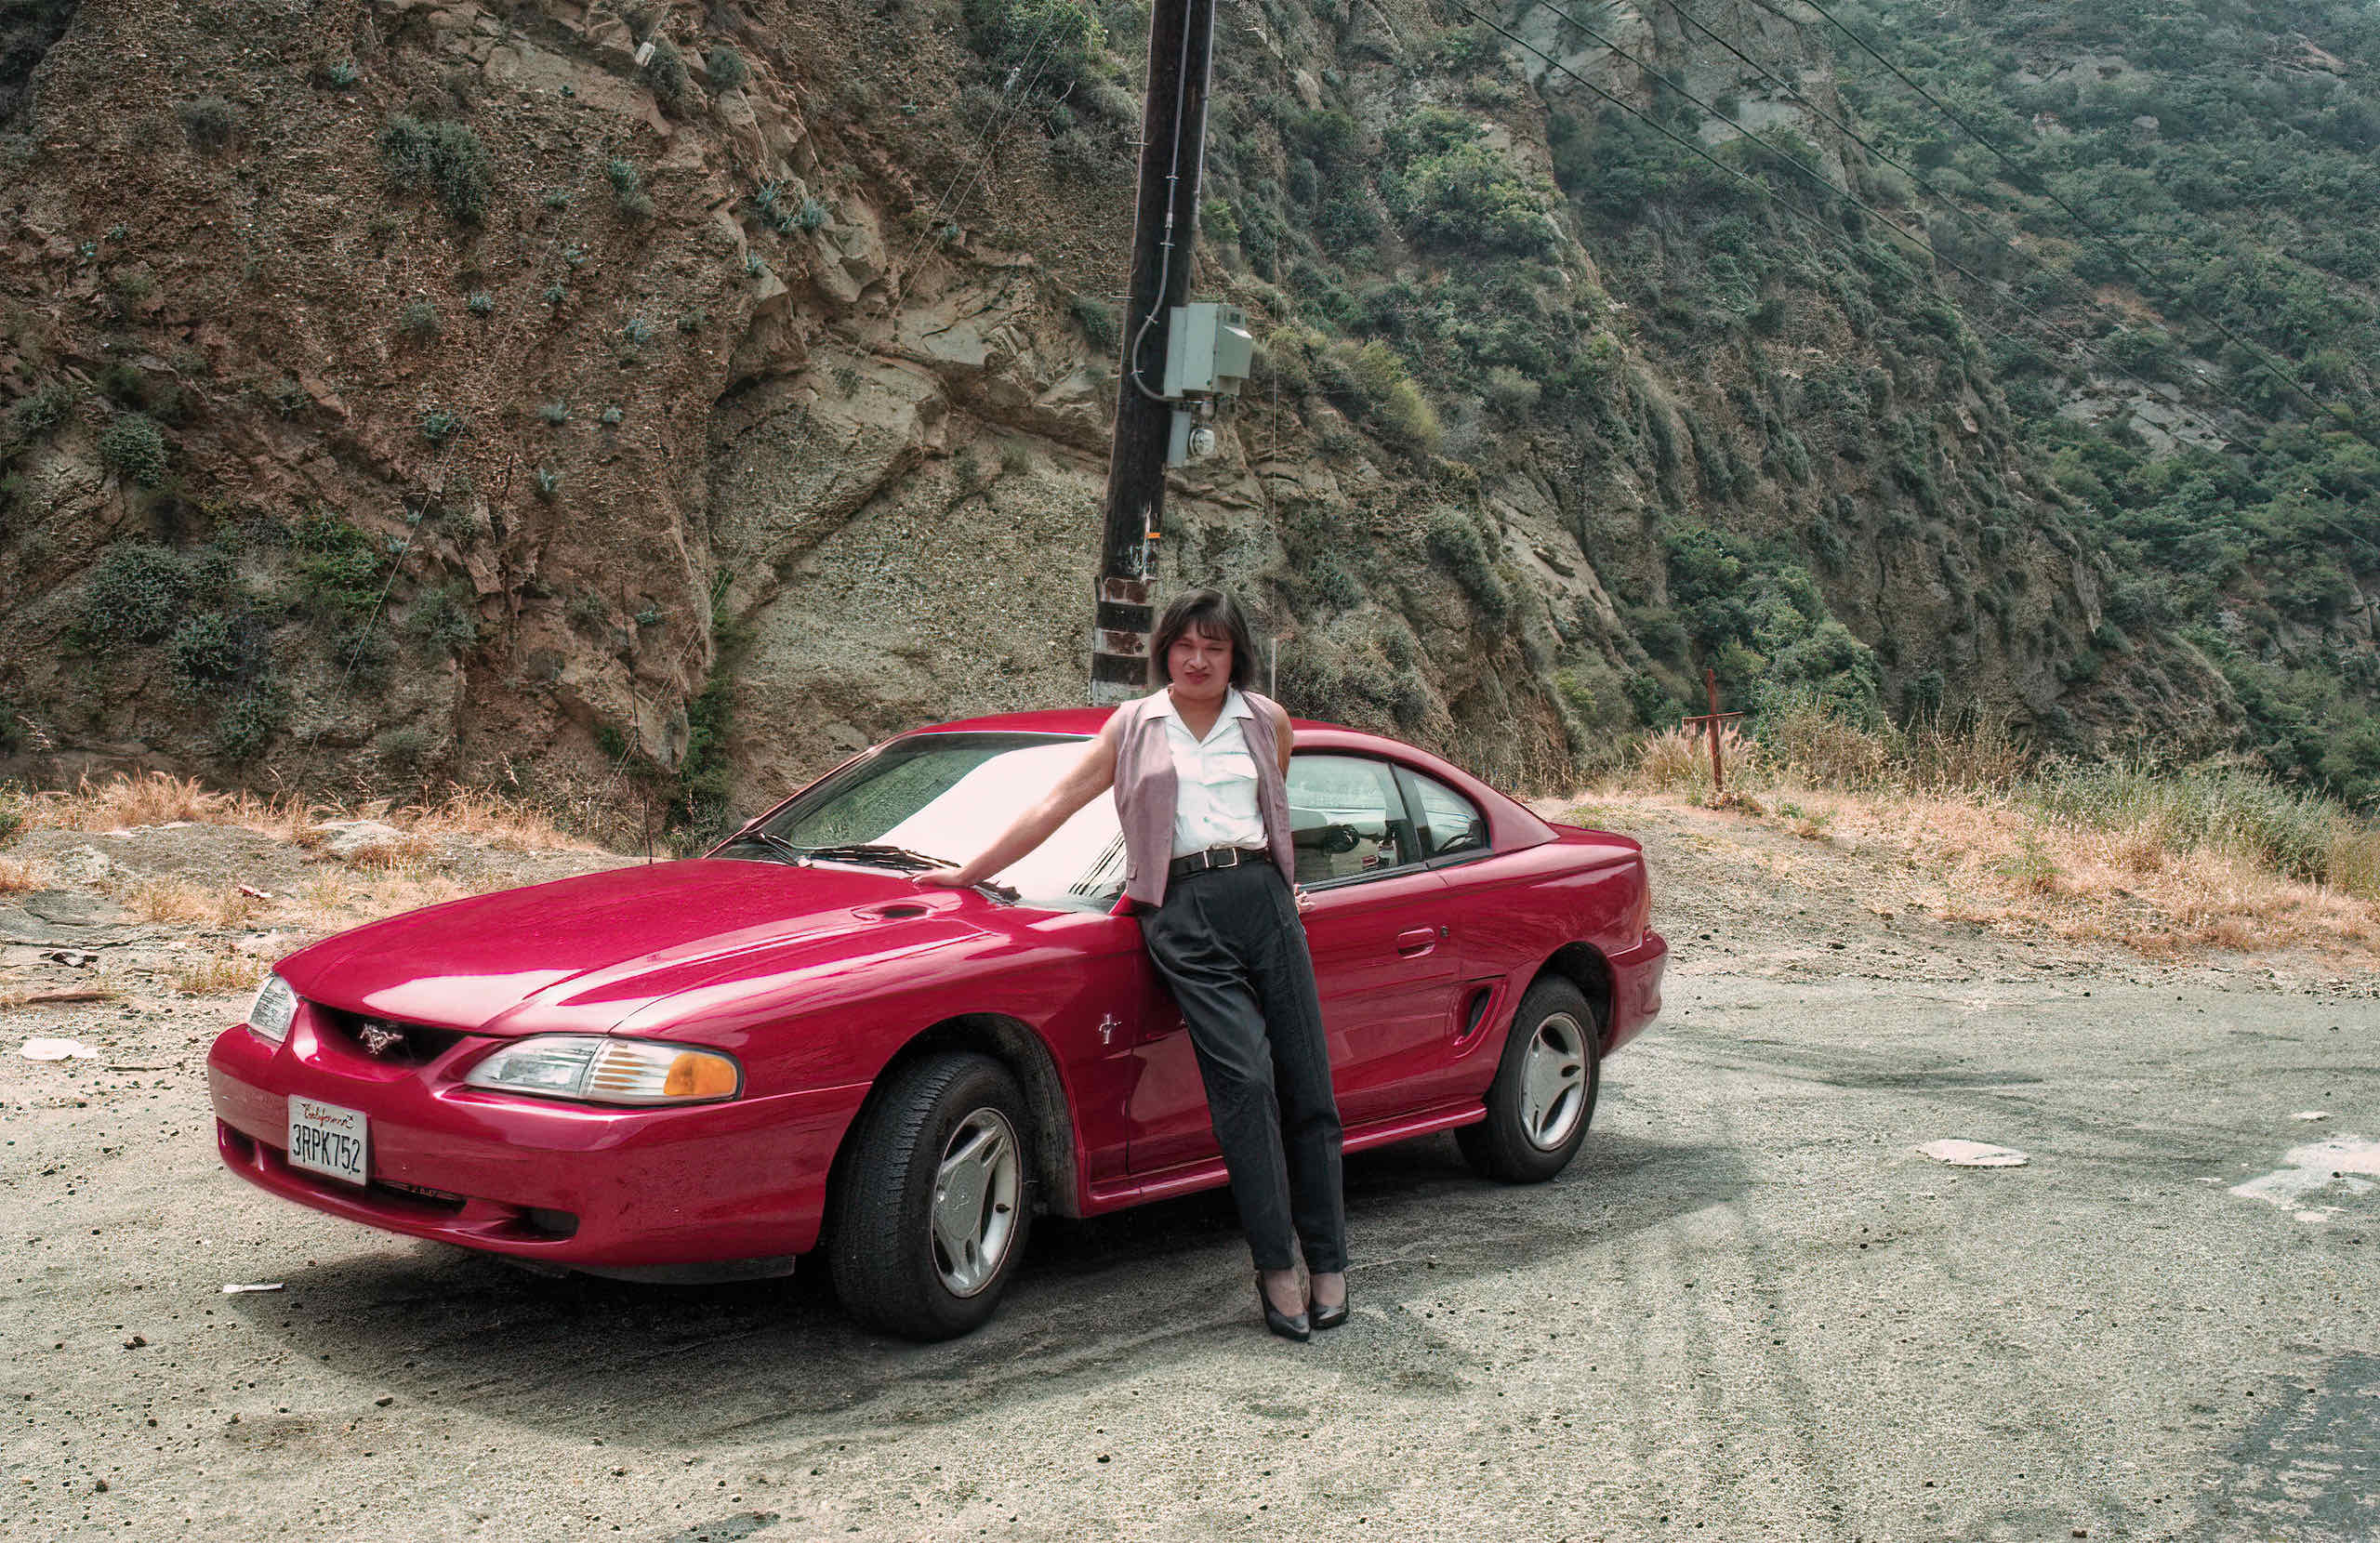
[319, 1009, 464, 1066]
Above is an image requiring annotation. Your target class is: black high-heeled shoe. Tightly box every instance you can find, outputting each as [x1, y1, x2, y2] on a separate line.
[1257, 1276, 1310, 1341]
[1309, 1282, 1349, 1332]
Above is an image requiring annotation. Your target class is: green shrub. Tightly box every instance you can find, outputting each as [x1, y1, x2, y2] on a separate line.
[539, 400, 571, 426]
[964, 0, 1107, 91]
[1069, 294, 1119, 353]
[706, 45, 750, 93]
[5, 383, 72, 443]
[399, 299, 442, 340]
[541, 187, 571, 209]
[467, 291, 495, 316]
[795, 194, 828, 231]
[421, 408, 466, 443]
[166, 611, 261, 693]
[1379, 379, 1443, 455]
[1425, 510, 1510, 620]
[1313, 557, 1363, 609]
[99, 414, 168, 485]
[315, 60, 360, 89]
[535, 467, 561, 500]
[642, 37, 693, 113]
[178, 97, 239, 152]
[287, 511, 388, 617]
[80, 544, 190, 644]
[407, 582, 479, 658]
[380, 116, 494, 224]
[606, 157, 654, 220]
[1483, 366, 1541, 415]
[213, 688, 284, 761]
[621, 317, 653, 347]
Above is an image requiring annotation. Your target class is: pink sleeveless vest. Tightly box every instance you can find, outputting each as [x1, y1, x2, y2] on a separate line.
[1113, 690, 1297, 908]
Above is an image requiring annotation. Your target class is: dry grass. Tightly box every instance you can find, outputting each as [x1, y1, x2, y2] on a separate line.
[1633, 725, 1760, 798]
[0, 855, 53, 894]
[172, 950, 267, 996]
[405, 786, 606, 852]
[32, 772, 231, 830]
[283, 863, 474, 934]
[1593, 703, 2380, 960]
[20, 772, 604, 853]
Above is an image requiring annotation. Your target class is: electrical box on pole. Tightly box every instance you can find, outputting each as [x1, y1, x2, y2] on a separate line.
[1160, 302, 1252, 398]
[1160, 301, 1251, 468]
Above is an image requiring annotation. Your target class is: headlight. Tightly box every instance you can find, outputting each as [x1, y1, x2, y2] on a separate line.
[462, 1035, 742, 1105]
[246, 974, 298, 1044]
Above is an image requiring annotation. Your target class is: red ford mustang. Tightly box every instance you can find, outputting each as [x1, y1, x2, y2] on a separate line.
[207, 709, 1666, 1338]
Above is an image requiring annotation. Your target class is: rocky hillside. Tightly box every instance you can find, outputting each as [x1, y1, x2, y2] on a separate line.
[0, 0, 2349, 840]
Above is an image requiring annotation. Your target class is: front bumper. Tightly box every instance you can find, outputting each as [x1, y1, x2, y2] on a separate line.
[205, 1004, 869, 1271]
[1603, 929, 1667, 1054]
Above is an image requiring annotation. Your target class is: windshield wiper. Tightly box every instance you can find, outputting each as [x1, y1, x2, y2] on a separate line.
[800, 842, 963, 871]
[800, 843, 1019, 903]
[719, 829, 806, 864]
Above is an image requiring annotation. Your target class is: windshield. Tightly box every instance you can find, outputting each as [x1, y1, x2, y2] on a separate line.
[730, 732, 1123, 910]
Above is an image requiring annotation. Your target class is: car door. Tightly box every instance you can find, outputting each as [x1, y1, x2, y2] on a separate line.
[1124, 753, 1459, 1173]
[1392, 763, 1515, 1109]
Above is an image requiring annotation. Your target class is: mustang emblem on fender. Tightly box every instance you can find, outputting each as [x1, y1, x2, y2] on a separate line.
[357, 1022, 407, 1058]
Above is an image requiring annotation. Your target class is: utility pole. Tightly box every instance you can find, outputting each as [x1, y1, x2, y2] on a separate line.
[1090, 0, 1218, 705]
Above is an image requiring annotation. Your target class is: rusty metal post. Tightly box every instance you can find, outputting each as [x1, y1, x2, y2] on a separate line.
[1681, 667, 1743, 805]
[1704, 666, 1725, 795]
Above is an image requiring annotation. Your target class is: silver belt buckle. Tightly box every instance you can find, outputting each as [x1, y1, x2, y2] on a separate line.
[1219, 847, 1239, 868]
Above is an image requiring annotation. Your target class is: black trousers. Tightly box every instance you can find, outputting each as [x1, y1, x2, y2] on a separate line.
[1138, 860, 1347, 1273]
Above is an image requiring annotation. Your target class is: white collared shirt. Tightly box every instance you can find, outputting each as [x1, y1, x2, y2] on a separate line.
[1156, 688, 1268, 858]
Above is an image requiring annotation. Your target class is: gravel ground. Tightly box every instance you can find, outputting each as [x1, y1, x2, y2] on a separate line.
[3, 816, 2375, 1541]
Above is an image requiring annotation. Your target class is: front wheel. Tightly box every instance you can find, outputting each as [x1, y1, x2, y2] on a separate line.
[1457, 976, 1600, 1183]
[828, 1052, 1035, 1339]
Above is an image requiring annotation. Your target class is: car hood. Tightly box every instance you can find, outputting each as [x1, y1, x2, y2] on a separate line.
[278, 858, 998, 1036]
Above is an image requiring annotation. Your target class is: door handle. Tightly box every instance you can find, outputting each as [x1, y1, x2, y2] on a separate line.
[1395, 927, 1438, 956]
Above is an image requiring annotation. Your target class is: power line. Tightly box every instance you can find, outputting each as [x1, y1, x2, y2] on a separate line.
[882, 24, 1070, 314]
[1788, 0, 2362, 438]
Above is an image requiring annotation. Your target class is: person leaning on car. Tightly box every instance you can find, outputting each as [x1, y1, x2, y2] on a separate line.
[915, 587, 1347, 1341]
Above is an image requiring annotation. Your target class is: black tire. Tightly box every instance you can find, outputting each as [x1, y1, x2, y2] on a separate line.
[828, 1052, 1036, 1340]
[1457, 976, 1601, 1183]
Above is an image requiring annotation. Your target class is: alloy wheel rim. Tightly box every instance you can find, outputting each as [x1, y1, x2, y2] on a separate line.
[930, 1108, 1022, 1298]
[1519, 1011, 1588, 1151]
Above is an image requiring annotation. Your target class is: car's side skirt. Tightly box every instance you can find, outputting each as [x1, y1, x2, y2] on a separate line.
[1078, 1101, 1486, 1214]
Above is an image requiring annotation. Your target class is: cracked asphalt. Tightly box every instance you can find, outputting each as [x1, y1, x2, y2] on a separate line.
[7, 952, 2375, 1541]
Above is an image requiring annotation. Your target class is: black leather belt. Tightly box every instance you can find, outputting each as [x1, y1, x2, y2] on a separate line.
[1169, 845, 1268, 878]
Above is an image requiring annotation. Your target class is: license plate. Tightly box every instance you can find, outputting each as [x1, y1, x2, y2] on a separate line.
[286, 1096, 369, 1186]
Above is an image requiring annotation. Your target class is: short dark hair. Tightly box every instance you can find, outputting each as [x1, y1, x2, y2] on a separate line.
[1148, 587, 1258, 691]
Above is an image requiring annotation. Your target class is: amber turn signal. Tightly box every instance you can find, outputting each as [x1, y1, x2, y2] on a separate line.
[664, 1051, 740, 1099]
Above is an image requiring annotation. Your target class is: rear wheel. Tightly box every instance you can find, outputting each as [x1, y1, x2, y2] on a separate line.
[828, 1052, 1034, 1339]
[1457, 976, 1600, 1183]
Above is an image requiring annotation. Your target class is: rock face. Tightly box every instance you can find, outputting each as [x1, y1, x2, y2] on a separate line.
[0, 0, 2231, 831]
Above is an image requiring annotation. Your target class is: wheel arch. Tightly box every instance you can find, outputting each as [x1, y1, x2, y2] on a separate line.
[1532, 943, 1613, 1051]
[822, 1013, 1084, 1231]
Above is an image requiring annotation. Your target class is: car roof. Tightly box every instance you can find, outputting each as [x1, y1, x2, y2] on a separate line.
[902, 706, 1557, 851]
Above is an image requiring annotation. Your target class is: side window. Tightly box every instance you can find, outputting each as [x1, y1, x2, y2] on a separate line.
[1399, 768, 1490, 861]
[1285, 755, 1421, 886]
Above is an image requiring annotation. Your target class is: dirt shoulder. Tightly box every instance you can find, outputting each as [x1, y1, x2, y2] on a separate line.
[1537, 791, 2380, 997]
